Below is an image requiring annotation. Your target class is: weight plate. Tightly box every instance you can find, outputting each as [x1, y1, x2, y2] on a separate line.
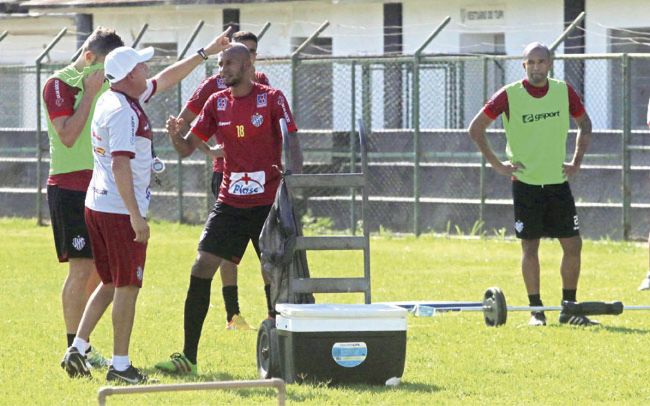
[483, 287, 507, 327]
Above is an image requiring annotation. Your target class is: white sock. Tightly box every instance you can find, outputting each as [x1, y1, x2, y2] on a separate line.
[112, 355, 130, 372]
[71, 337, 90, 354]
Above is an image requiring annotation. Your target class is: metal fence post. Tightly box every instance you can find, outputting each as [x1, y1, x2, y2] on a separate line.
[350, 61, 357, 235]
[131, 24, 149, 48]
[256, 22, 271, 40]
[361, 63, 371, 132]
[412, 55, 421, 235]
[174, 20, 205, 223]
[412, 16, 451, 236]
[290, 21, 330, 120]
[622, 53, 631, 240]
[35, 27, 68, 226]
[479, 56, 488, 224]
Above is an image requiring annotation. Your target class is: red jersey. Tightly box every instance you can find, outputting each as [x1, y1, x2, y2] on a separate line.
[191, 83, 297, 208]
[186, 71, 270, 173]
[483, 79, 585, 120]
[43, 77, 92, 191]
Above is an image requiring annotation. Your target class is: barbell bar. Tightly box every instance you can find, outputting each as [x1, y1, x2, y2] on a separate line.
[384, 287, 650, 327]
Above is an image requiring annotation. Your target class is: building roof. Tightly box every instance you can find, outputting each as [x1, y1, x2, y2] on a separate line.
[20, 0, 289, 8]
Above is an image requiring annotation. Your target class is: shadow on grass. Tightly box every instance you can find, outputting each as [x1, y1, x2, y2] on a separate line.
[296, 380, 442, 393]
[599, 325, 650, 335]
[546, 324, 650, 335]
[146, 368, 236, 382]
[140, 369, 441, 402]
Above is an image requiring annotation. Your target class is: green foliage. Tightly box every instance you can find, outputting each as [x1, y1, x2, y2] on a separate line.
[301, 210, 335, 235]
[2, 218, 650, 404]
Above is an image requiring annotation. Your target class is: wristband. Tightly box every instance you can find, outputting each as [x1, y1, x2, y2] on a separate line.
[197, 48, 208, 60]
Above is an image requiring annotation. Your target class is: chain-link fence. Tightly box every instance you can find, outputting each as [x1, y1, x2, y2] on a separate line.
[1, 53, 650, 239]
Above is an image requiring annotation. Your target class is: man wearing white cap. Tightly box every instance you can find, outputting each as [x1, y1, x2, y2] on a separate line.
[60, 28, 232, 384]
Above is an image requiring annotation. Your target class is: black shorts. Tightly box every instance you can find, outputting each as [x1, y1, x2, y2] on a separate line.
[211, 171, 223, 199]
[198, 202, 272, 264]
[47, 185, 93, 262]
[512, 180, 580, 240]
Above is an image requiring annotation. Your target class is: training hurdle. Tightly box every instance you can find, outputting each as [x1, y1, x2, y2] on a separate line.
[97, 378, 286, 405]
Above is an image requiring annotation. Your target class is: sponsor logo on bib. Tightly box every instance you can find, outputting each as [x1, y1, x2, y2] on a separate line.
[229, 171, 265, 196]
[522, 111, 560, 123]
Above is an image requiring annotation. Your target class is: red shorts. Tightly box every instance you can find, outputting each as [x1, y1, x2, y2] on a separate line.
[84, 207, 147, 288]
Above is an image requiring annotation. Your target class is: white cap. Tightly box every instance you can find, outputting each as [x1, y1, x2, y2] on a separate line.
[104, 46, 154, 84]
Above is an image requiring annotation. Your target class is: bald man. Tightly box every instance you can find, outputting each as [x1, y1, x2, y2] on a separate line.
[468, 42, 596, 326]
[156, 44, 303, 375]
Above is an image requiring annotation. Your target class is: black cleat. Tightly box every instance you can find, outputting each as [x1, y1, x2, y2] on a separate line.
[106, 365, 148, 385]
[61, 346, 91, 378]
[528, 311, 547, 326]
[559, 312, 600, 326]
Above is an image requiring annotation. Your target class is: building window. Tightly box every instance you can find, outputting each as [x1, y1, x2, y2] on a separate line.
[291, 37, 333, 129]
[383, 3, 403, 128]
[223, 9, 240, 36]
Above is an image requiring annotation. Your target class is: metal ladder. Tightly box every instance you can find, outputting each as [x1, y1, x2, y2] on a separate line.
[283, 119, 371, 304]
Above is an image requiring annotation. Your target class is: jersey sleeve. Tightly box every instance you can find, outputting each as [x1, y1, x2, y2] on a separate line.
[482, 87, 508, 120]
[191, 95, 219, 142]
[185, 76, 217, 115]
[256, 71, 271, 86]
[43, 78, 78, 120]
[271, 90, 298, 136]
[138, 79, 157, 104]
[567, 84, 586, 118]
[107, 108, 137, 159]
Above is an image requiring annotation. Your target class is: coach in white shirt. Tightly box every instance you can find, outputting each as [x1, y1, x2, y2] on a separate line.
[60, 28, 232, 384]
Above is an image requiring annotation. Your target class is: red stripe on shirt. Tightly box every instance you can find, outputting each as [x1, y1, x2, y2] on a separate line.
[112, 151, 135, 159]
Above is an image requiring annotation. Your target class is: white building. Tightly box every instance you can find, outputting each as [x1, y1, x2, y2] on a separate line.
[1, 0, 649, 129]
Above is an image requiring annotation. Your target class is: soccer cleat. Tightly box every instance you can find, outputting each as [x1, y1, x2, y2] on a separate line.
[638, 273, 650, 291]
[61, 346, 91, 378]
[558, 312, 600, 326]
[528, 311, 547, 326]
[86, 346, 110, 369]
[106, 365, 148, 384]
[226, 314, 253, 331]
[154, 353, 197, 375]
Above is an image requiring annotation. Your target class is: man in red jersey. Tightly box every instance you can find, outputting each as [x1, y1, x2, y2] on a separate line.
[166, 31, 272, 331]
[155, 44, 302, 375]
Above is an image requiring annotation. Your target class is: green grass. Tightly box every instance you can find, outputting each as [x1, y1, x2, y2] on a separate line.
[1, 217, 650, 405]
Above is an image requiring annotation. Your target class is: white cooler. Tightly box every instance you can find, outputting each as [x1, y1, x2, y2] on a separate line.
[275, 303, 408, 385]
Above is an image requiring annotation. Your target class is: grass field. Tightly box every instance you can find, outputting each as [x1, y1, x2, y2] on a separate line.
[2, 217, 650, 405]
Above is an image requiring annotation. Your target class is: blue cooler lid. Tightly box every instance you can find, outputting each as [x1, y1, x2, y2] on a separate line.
[275, 304, 408, 332]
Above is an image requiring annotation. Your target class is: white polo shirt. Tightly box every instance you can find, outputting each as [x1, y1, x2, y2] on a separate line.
[85, 80, 157, 217]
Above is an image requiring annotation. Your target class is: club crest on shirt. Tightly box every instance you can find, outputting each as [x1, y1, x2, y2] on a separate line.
[216, 77, 227, 89]
[256, 93, 267, 108]
[136, 266, 143, 281]
[72, 235, 85, 251]
[251, 112, 264, 128]
[217, 97, 227, 111]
